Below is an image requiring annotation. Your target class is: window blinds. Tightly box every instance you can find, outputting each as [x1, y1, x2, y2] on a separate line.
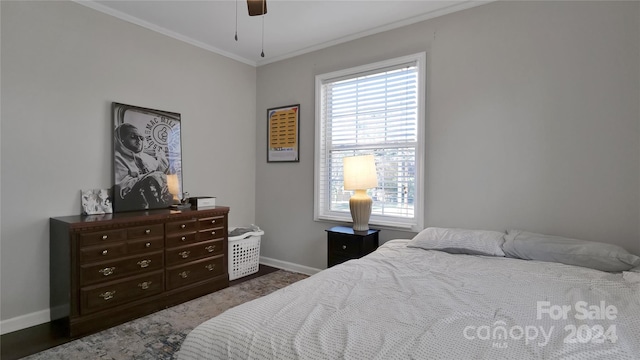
[317, 62, 419, 224]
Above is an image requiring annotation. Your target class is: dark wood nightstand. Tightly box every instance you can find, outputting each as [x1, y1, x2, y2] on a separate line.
[326, 226, 380, 267]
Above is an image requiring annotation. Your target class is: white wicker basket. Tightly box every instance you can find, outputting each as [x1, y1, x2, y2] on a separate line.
[228, 227, 263, 280]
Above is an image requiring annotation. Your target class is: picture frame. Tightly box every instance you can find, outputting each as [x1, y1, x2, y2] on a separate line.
[112, 102, 183, 212]
[81, 188, 113, 215]
[267, 104, 300, 163]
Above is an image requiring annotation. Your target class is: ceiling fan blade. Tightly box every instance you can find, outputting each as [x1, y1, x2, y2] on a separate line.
[247, 0, 267, 16]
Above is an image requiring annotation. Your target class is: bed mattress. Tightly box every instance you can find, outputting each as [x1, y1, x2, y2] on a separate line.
[177, 239, 640, 359]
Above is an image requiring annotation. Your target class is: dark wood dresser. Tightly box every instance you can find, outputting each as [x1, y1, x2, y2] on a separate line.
[50, 206, 230, 337]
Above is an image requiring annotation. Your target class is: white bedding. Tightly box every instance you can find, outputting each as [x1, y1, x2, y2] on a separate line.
[177, 239, 640, 360]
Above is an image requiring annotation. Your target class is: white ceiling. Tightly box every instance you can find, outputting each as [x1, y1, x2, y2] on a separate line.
[77, 0, 490, 67]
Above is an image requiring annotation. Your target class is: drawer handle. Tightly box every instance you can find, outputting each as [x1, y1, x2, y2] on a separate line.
[179, 271, 190, 278]
[205, 264, 215, 271]
[138, 281, 152, 290]
[179, 251, 190, 259]
[102, 235, 108, 240]
[102, 250, 108, 256]
[99, 267, 115, 276]
[342, 245, 347, 250]
[181, 224, 186, 229]
[205, 245, 216, 253]
[211, 220, 216, 224]
[137, 260, 151, 268]
[99, 291, 116, 300]
[145, 242, 151, 248]
[181, 236, 186, 241]
[211, 231, 216, 236]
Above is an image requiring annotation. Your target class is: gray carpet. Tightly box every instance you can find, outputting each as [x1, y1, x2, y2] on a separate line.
[23, 270, 308, 360]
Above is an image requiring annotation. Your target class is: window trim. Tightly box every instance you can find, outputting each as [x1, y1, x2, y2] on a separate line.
[313, 52, 426, 232]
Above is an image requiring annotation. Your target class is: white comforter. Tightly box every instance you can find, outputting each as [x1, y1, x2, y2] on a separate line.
[177, 240, 640, 360]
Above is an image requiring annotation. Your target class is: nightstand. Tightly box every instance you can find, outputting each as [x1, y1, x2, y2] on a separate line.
[326, 226, 380, 267]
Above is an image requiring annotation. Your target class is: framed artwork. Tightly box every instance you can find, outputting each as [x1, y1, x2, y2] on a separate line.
[112, 102, 182, 212]
[81, 189, 113, 215]
[267, 104, 300, 162]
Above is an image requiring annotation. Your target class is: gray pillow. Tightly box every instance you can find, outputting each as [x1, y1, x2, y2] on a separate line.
[407, 227, 506, 256]
[503, 230, 640, 272]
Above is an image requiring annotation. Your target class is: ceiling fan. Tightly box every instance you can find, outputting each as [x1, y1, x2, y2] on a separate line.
[235, 0, 268, 57]
[247, 0, 267, 16]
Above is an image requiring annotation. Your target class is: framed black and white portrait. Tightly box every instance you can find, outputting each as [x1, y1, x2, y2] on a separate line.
[112, 102, 183, 212]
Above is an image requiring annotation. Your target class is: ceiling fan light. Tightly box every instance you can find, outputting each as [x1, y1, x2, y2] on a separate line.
[247, 0, 267, 16]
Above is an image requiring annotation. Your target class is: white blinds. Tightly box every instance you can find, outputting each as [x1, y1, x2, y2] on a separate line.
[317, 60, 420, 225]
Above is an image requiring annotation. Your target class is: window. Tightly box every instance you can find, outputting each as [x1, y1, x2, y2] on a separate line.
[314, 53, 425, 231]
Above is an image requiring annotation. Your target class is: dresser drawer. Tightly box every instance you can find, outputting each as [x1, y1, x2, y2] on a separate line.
[329, 235, 361, 257]
[80, 242, 127, 264]
[78, 229, 127, 247]
[165, 219, 197, 235]
[80, 251, 164, 286]
[199, 215, 226, 230]
[165, 232, 197, 248]
[197, 228, 225, 242]
[127, 237, 164, 255]
[127, 224, 164, 239]
[165, 240, 224, 265]
[166, 256, 224, 290]
[80, 271, 164, 314]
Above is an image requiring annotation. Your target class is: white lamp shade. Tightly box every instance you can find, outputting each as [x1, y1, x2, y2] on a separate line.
[343, 155, 378, 190]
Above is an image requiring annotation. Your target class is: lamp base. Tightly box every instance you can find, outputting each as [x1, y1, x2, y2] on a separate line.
[170, 202, 192, 210]
[349, 189, 372, 231]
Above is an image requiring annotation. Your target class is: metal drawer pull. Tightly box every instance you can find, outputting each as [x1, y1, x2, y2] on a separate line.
[211, 231, 216, 236]
[102, 235, 108, 240]
[342, 245, 347, 250]
[99, 267, 115, 276]
[179, 271, 190, 278]
[137, 260, 151, 268]
[145, 242, 151, 248]
[211, 220, 216, 224]
[145, 229, 151, 234]
[100, 291, 115, 300]
[181, 224, 186, 229]
[205, 264, 215, 271]
[205, 245, 216, 253]
[102, 250, 108, 256]
[138, 281, 152, 290]
[179, 251, 190, 259]
[181, 236, 186, 241]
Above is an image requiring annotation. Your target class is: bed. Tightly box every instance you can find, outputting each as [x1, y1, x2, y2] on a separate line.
[177, 228, 640, 360]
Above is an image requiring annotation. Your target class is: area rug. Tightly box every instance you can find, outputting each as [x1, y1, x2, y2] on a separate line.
[23, 270, 308, 360]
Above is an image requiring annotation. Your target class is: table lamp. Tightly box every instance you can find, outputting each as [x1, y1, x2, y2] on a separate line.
[166, 174, 190, 209]
[343, 154, 378, 231]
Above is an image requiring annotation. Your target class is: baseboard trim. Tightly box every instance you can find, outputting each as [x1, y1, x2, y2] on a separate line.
[2, 259, 321, 335]
[260, 256, 322, 276]
[0, 309, 50, 335]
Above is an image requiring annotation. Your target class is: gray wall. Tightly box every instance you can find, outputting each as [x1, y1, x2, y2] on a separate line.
[2, 0, 639, 333]
[255, 1, 640, 270]
[1, 1, 256, 328]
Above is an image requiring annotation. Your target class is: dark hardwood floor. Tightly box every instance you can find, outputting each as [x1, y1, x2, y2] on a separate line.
[1, 264, 280, 360]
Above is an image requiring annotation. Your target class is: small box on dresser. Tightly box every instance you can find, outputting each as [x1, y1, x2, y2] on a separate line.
[189, 196, 216, 209]
[50, 206, 230, 337]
